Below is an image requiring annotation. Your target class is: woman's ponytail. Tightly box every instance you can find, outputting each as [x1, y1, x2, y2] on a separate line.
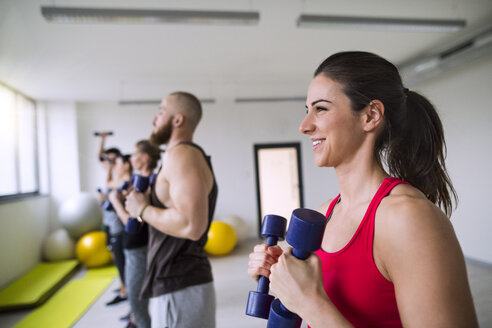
[385, 90, 458, 216]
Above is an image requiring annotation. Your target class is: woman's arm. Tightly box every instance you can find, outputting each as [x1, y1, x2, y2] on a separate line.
[108, 190, 131, 225]
[376, 195, 478, 327]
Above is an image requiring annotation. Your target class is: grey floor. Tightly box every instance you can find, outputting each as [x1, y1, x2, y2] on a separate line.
[1, 239, 491, 328]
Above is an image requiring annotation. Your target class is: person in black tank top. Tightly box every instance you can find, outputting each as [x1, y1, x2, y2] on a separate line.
[125, 92, 218, 328]
[109, 140, 161, 328]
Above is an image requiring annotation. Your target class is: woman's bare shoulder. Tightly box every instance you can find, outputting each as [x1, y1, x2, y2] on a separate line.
[377, 183, 454, 248]
[380, 183, 443, 216]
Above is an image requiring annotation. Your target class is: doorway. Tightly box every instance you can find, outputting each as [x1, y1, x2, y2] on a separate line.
[254, 142, 304, 236]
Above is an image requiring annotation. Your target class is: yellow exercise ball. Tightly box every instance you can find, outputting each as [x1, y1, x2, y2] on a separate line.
[204, 221, 237, 256]
[76, 231, 112, 268]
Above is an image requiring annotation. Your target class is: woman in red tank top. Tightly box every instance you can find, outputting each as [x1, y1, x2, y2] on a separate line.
[248, 52, 478, 327]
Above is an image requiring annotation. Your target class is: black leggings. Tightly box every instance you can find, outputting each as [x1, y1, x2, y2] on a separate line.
[105, 227, 125, 284]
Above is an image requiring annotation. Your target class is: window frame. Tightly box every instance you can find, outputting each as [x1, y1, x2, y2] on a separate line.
[0, 82, 40, 203]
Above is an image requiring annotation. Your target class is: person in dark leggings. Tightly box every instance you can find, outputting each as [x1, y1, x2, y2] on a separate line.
[107, 154, 132, 306]
[110, 140, 161, 328]
[97, 135, 131, 305]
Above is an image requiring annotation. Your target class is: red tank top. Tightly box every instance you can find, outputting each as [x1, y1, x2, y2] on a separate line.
[315, 178, 407, 327]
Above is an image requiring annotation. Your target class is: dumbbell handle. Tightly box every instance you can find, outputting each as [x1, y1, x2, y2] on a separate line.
[276, 247, 310, 314]
[292, 248, 310, 260]
[246, 213, 286, 320]
[94, 131, 113, 136]
[255, 235, 279, 294]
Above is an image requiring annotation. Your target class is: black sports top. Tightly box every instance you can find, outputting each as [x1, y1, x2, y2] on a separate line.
[140, 142, 218, 298]
[123, 223, 149, 249]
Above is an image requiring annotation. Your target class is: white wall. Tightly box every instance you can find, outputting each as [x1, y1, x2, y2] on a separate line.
[76, 99, 336, 237]
[76, 102, 157, 194]
[414, 54, 492, 264]
[0, 197, 51, 288]
[197, 99, 338, 234]
[46, 102, 81, 202]
[44, 102, 82, 230]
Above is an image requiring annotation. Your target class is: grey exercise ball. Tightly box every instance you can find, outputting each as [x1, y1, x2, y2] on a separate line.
[43, 228, 76, 261]
[58, 192, 102, 239]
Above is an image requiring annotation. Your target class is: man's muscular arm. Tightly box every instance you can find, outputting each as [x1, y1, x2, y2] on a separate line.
[126, 145, 212, 240]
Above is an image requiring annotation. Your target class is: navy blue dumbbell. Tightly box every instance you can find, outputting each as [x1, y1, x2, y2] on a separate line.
[246, 214, 287, 319]
[101, 181, 129, 211]
[267, 208, 327, 328]
[125, 175, 150, 234]
[149, 173, 157, 185]
[94, 131, 113, 136]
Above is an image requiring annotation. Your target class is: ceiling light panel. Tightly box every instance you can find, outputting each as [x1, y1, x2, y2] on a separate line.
[297, 15, 466, 32]
[41, 6, 260, 25]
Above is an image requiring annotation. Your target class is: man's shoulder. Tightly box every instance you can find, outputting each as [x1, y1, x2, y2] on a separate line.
[165, 143, 211, 175]
[169, 142, 206, 162]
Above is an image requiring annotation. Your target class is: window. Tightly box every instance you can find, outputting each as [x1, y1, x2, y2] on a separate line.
[0, 83, 39, 201]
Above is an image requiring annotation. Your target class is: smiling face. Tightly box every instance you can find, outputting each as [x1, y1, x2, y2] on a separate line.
[300, 74, 366, 168]
[130, 148, 148, 172]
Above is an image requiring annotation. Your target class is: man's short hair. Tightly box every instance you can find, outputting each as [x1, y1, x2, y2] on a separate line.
[170, 91, 202, 130]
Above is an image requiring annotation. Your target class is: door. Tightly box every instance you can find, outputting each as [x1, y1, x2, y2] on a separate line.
[254, 143, 304, 236]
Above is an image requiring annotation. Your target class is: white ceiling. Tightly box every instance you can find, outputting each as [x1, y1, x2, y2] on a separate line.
[1, 0, 491, 102]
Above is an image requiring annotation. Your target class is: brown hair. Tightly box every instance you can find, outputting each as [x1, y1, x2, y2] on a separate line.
[135, 140, 161, 171]
[315, 51, 457, 216]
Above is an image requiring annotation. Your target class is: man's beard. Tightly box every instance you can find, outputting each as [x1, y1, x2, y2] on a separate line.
[150, 119, 173, 146]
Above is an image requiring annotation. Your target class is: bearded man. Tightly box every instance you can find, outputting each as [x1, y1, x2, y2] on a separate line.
[126, 91, 218, 328]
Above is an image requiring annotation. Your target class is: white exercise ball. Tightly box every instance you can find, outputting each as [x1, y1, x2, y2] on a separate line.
[59, 192, 102, 239]
[220, 215, 249, 244]
[43, 228, 76, 261]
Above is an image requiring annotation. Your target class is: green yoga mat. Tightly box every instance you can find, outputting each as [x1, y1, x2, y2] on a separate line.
[0, 260, 79, 311]
[84, 265, 118, 279]
[13, 276, 114, 328]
